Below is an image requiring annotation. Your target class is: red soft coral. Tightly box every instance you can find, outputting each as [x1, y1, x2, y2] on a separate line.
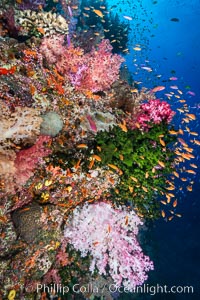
[14, 135, 52, 186]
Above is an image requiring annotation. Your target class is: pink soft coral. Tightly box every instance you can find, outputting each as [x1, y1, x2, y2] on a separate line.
[128, 99, 175, 130]
[80, 39, 124, 92]
[40, 37, 124, 92]
[64, 202, 153, 290]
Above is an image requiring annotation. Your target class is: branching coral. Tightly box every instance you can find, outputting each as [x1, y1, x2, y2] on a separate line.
[64, 202, 154, 290]
[15, 10, 69, 37]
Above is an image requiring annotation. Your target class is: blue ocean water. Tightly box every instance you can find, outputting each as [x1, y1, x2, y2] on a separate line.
[106, 0, 200, 299]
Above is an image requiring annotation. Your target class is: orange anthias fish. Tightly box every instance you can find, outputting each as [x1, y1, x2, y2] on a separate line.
[77, 144, 88, 149]
[92, 154, 102, 162]
[186, 113, 196, 120]
[93, 9, 104, 17]
[161, 210, 166, 218]
[118, 120, 128, 132]
[151, 86, 165, 93]
[159, 138, 166, 147]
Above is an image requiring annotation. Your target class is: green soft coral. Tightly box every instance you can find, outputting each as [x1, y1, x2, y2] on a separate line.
[92, 123, 177, 219]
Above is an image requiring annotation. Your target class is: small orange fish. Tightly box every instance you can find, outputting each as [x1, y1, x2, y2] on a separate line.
[41, 292, 47, 300]
[74, 159, 81, 169]
[173, 200, 177, 207]
[29, 84, 36, 95]
[193, 140, 200, 146]
[158, 160, 165, 168]
[135, 122, 141, 129]
[108, 164, 121, 174]
[159, 138, 166, 147]
[108, 163, 118, 170]
[190, 163, 198, 168]
[93, 241, 99, 246]
[177, 108, 185, 113]
[179, 129, 184, 135]
[20, 208, 30, 212]
[166, 185, 175, 191]
[187, 185, 193, 191]
[125, 216, 129, 225]
[37, 27, 45, 35]
[180, 178, 187, 182]
[181, 153, 194, 160]
[184, 147, 193, 153]
[161, 210, 166, 218]
[107, 224, 111, 233]
[178, 138, 188, 147]
[92, 154, 102, 162]
[186, 169, 196, 175]
[97, 146, 101, 152]
[173, 171, 179, 178]
[131, 88, 138, 93]
[88, 158, 95, 169]
[142, 186, 148, 193]
[168, 216, 174, 221]
[77, 144, 88, 148]
[93, 9, 104, 17]
[23, 49, 37, 57]
[128, 186, 134, 193]
[0, 216, 7, 223]
[175, 213, 182, 218]
[186, 113, 196, 120]
[161, 200, 167, 205]
[169, 130, 179, 135]
[119, 154, 124, 161]
[118, 121, 128, 132]
[166, 195, 171, 203]
[190, 131, 198, 136]
[130, 176, 138, 183]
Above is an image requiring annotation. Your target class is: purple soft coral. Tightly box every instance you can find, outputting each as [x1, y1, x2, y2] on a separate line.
[64, 202, 154, 291]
